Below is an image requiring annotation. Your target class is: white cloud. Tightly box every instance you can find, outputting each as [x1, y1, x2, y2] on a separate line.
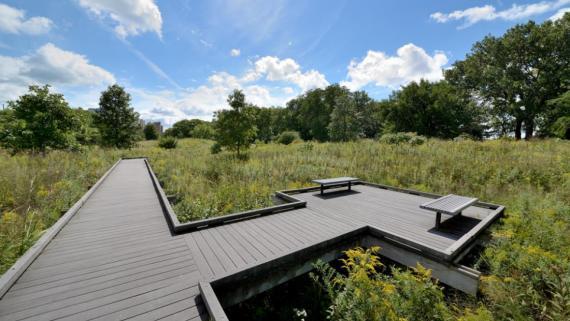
[0, 43, 115, 103]
[131, 72, 297, 125]
[230, 48, 241, 57]
[431, 0, 570, 28]
[248, 56, 329, 91]
[131, 55, 327, 124]
[341, 44, 448, 91]
[0, 3, 53, 35]
[77, 0, 162, 38]
[550, 7, 570, 20]
[199, 39, 213, 48]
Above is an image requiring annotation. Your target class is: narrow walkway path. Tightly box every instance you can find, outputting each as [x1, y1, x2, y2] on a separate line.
[0, 158, 496, 320]
[0, 159, 206, 321]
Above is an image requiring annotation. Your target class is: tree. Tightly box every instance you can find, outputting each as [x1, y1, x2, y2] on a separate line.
[384, 80, 483, 139]
[213, 90, 257, 156]
[143, 124, 159, 140]
[95, 84, 141, 148]
[73, 108, 100, 145]
[191, 122, 215, 139]
[252, 107, 275, 143]
[353, 91, 381, 138]
[286, 84, 350, 141]
[446, 15, 570, 139]
[546, 91, 570, 139]
[0, 85, 78, 153]
[328, 94, 361, 141]
[169, 119, 204, 138]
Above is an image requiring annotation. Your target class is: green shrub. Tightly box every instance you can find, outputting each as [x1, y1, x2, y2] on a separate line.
[311, 247, 492, 321]
[408, 135, 426, 146]
[380, 132, 426, 145]
[210, 142, 222, 154]
[158, 136, 177, 149]
[277, 131, 300, 145]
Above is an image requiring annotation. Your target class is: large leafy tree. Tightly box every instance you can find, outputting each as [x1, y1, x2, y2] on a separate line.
[286, 84, 350, 141]
[446, 15, 570, 139]
[95, 84, 141, 148]
[167, 119, 205, 138]
[385, 80, 483, 139]
[252, 107, 275, 143]
[73, 108, 100, 145]
[213, 90, 257, 156]
[328, 93, 362, 141]
[0, 85, 78, 153]
[143, 124, 158, 140]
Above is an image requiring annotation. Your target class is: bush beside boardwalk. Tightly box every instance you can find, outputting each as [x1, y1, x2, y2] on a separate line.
[0, 138, 569, 320]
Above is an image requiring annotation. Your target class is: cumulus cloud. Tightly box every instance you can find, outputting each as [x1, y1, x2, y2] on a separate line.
[550, 7, 570, 20]
[131, 72, 298, 126]
[230, 48, 241, 57]
[77, 0, 162, 38]
[341, 43, 448, 91]
[0, 43, 115, 103]
[431, 0, 570, 28]
[246, 56, 329, 91]
[0, 3, 53, 35]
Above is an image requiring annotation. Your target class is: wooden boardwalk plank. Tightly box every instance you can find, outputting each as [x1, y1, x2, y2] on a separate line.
[0, 159, 496, 321]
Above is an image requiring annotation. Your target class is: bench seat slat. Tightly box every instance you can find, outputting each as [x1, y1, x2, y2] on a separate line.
[420, 194, 478, 215]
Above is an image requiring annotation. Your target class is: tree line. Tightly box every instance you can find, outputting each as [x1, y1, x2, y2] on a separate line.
[0, 15, 568, 154]
[210, 14, 569, 154]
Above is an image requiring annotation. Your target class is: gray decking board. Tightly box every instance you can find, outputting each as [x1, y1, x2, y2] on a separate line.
[0, 159, 204, 321]
[0, 159, 498, 321]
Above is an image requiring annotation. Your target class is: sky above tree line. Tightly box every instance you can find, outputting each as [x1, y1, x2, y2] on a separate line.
[0, 0, 569, 126]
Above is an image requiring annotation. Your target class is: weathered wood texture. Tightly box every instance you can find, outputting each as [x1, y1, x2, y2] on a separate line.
[0, 159, 502, 321]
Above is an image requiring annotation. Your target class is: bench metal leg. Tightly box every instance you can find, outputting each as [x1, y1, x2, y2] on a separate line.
[320, 185, 324, 195]
[348, 181, 351, 191]
[435, 212, 442, 229]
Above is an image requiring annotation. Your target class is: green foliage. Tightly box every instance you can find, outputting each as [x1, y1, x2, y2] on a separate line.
[210, 142, 222, 154]
[311, 247, 489, 321]
[385, 80, 483, 139]
[168, 119, 205, 138]
[446, 15, 570, 139]
[328, 93, 361, 142]
[95, 84, 140, 148]
[547, 91, 570, 139]
[73, 108, 100, 145]
[143, 124, 159, 140]
[191, 122, 215, 139]
[158, 136, 177, 149]
[277, 131, 300, 145]
[0, 85, 79, 153]
[213, 90, 257, 156]
[551, 117, 570, 139]
[379, 132, 426, 145]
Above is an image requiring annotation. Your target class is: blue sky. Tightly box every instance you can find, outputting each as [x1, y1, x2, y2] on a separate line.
[1, 0, 569, 126]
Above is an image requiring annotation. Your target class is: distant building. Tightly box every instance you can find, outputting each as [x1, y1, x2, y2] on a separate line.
[138, 119, 145, 128]
[87, 108, 99, 113]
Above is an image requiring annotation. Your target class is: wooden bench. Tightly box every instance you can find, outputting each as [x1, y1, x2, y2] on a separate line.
[420, 194, 478, 229]
[312, 177, 360, 196]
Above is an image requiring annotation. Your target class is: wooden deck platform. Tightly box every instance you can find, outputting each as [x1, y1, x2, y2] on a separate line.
[0, 158, 503, 321]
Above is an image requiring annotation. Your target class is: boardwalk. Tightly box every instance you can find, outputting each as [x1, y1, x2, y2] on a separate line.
[0, 159, 502, 321]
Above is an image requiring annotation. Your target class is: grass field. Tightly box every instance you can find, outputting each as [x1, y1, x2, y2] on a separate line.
[1, 138, 569, 320]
